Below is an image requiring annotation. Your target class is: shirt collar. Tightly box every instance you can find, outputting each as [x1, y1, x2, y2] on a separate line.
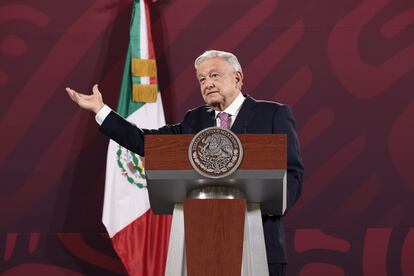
[214, 92, 245, 117]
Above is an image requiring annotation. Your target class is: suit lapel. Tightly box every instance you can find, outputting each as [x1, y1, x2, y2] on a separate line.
[231, 96, 257, 134]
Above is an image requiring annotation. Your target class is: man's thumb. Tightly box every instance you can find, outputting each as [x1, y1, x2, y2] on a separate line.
[92, 84, 100, 95]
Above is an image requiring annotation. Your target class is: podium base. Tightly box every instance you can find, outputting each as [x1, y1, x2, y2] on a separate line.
[165, 203, 269, 276]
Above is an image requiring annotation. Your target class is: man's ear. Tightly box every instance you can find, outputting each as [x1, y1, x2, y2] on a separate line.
[235, 71, 244, 89]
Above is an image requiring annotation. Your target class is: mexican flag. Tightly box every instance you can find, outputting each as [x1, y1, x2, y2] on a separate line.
[102, 0, 172, 275]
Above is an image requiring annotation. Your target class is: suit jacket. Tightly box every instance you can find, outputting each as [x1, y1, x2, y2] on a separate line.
[100, 95, 304, 263]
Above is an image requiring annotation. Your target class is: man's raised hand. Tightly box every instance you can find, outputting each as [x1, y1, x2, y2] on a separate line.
[66, 84, 105, 114]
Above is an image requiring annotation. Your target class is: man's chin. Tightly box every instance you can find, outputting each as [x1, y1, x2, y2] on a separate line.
[205, 94, 222, 104]
[205, 99, 222, 108]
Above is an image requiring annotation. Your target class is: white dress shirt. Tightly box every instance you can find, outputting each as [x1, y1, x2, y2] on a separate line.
[214, 92, 245, 128]
[95, 104, 112, 125]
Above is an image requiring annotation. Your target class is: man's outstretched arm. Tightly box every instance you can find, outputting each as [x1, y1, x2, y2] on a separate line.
[66, 84, 187, 156]
[65, 84, 146, 154]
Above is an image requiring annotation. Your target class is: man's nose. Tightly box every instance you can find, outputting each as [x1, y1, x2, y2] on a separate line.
[205, 78, 214, 88]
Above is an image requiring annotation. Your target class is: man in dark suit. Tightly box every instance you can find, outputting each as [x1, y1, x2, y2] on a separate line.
[67, 50, 304, 276]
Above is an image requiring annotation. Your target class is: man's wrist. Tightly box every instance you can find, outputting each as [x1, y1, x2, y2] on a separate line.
[93, 103, 105, 114]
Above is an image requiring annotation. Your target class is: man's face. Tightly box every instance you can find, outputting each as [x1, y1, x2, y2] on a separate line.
[196, 57, 243, 111]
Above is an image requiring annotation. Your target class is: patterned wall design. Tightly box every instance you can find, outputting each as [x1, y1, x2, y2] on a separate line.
[1, 0, 413, 275]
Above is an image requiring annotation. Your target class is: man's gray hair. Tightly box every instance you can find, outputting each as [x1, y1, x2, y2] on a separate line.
[194, 50, 243, 73]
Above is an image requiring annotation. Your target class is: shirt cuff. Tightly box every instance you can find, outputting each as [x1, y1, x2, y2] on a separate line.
[95, 105, 112, 125]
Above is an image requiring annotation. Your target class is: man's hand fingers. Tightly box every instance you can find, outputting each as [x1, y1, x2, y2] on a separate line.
[66, 88, 85, 104]
[66, 88, 77, 102]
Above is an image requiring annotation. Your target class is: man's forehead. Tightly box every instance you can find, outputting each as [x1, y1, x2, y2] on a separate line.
[196, 57, 233, 75]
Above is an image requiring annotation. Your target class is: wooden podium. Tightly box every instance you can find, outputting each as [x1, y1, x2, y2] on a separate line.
[145, 134, 287, 276]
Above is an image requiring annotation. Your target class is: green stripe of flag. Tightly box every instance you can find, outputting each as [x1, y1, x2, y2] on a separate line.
[116, 0, 144, 117]
[130, 0, 141, 60]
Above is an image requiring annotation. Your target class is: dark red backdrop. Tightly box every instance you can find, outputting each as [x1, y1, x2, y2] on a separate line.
[1, 0, 413, 275]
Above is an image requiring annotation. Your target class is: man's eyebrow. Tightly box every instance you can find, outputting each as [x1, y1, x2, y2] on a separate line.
[197, 69, 221, 77]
